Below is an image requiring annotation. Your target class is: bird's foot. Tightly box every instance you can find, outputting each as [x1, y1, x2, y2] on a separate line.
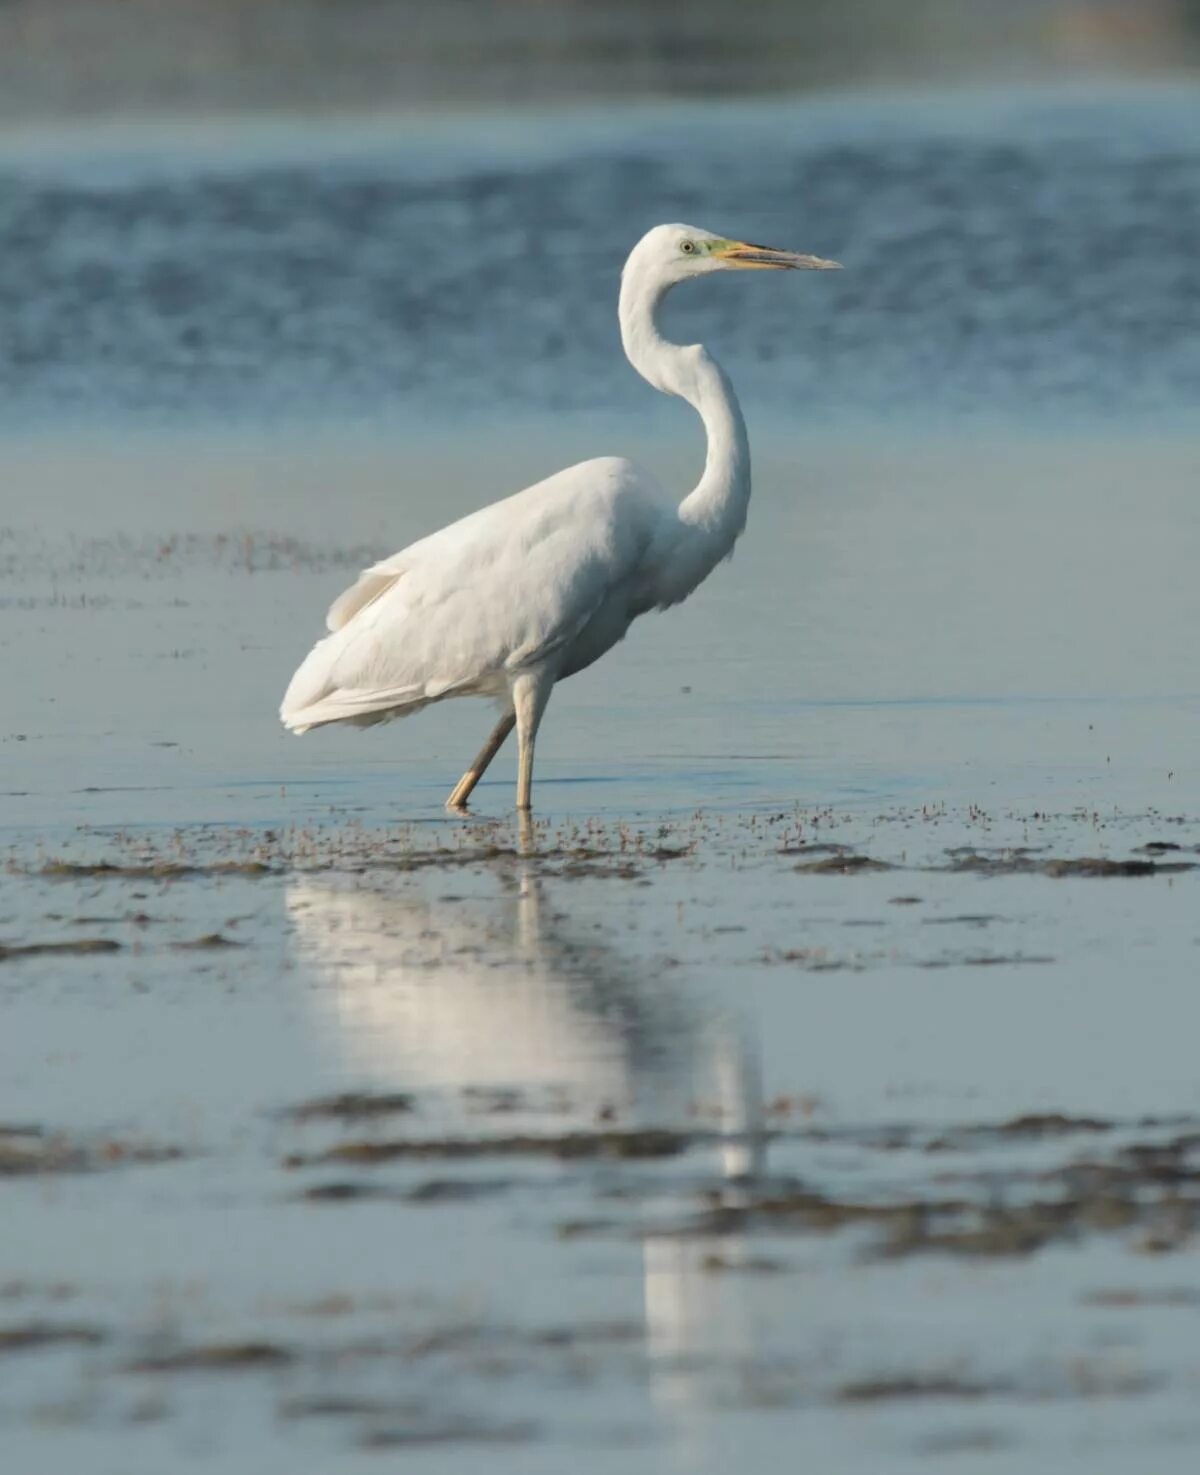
[446, 774, 477, 810]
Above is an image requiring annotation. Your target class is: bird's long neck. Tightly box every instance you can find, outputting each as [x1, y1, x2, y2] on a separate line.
[619, 267, 750, 601]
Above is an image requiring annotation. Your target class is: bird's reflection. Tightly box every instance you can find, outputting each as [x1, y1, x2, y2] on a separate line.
[287, 857, 769, 1431]
[288, 868, 693, 1119]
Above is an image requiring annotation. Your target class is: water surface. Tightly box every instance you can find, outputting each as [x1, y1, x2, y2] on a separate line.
[2, 86, 1199, 428]
[3, 79, 1200, 1475]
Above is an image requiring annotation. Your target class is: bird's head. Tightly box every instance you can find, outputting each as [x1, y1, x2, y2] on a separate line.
[628, 223, 841, 287]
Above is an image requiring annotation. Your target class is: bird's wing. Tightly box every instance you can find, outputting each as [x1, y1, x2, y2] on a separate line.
[326, 561, 409, 632]
[281, 457, 664, 730]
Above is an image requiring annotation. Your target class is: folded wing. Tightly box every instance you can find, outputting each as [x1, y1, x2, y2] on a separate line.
[280, 457, 664, 733]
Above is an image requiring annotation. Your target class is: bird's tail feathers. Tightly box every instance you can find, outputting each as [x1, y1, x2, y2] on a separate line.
[279, 630, 427, 734]
[280, 684, 428, 734]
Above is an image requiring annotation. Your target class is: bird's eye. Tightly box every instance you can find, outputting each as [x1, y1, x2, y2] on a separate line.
[680, 240, 696, 255]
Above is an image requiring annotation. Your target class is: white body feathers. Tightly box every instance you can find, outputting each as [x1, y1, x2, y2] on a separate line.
[280, 454, 685, 732]
[279, 223, 758, 742]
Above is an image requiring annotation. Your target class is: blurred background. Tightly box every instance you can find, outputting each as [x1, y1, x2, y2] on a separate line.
[1, 0, 1198, 431]
[3, 0, 1200, 116]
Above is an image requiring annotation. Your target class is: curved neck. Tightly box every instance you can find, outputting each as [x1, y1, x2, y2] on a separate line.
[618, 267, 751, 568]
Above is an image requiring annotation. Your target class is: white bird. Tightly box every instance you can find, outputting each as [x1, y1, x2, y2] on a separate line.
[280, 223, 840, 810]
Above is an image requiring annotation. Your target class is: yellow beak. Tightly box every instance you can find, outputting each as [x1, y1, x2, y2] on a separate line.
[717, 240, 842, 271]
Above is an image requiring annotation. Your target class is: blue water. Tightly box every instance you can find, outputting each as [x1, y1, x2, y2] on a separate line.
[1, 85, 1198, 431]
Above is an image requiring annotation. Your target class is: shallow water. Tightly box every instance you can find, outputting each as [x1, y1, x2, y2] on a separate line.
[4, 809, 1200, 1473]
[4, 418, 1200, 1472]
[4, 420, 1198, 828]
[4, 79, 1200, 1475]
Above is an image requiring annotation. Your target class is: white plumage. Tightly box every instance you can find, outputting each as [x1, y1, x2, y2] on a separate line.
[280, 222, 839, 809]
[281, 456, 661, 728]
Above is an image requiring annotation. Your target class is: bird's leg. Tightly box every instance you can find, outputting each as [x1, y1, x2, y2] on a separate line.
[512, 672, 553, 812]
[515, 809, 536, 857]
[445, 711, 516, 811]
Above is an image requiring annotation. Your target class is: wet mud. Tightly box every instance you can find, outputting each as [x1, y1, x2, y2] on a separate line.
[0, 1127, 183, 1177]
[4, 802, 1199, 1471]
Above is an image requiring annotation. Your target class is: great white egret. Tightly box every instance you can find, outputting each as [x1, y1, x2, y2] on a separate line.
[280, 223, 840, 809]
